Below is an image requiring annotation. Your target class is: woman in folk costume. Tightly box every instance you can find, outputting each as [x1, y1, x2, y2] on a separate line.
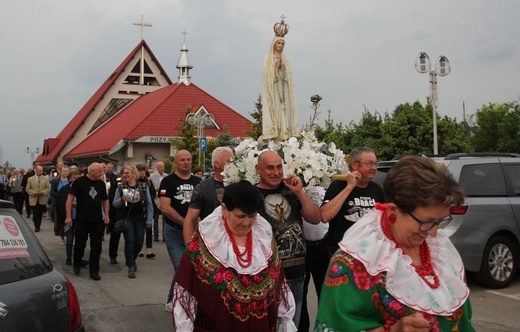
[315, 156, 474, 332]
[261, 16, 299, 141]
[173, 180, 296, 331]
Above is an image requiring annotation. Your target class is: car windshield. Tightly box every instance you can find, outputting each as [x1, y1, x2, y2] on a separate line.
[0, 208, 52, 285]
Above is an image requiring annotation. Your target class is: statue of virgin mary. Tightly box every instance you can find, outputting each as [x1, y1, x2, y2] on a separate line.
[261, 17, 299, 141]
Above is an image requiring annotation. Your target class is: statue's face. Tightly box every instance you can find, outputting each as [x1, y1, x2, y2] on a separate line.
[274, 39, 285, 52]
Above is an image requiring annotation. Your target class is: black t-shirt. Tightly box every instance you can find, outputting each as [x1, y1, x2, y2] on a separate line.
[159, 173, 201, 227]
[188, 178, 225, 220]
[322, 180, 385, 249]
[69, 176, 108, 223]
[257, 184, 305, 280]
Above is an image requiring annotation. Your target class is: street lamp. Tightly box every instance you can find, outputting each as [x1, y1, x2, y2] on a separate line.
[415, 52, 451, 155]
[186, 112, 215, 170]
[26, 147, 41, 164]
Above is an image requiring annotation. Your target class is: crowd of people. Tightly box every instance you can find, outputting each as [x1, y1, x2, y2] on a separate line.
[0, 145, 475, 331]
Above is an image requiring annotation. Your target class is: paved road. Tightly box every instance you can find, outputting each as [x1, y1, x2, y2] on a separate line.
[31, 215, 520, 331]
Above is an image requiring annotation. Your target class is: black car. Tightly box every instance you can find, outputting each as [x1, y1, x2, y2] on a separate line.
[0, 200, 85, 332]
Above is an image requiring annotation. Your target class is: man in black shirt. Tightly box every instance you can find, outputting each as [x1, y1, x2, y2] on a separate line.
[160, 150, 201, 311]
[321, 146, 386, 255]
[255, 150, 321, 327]
[65, 162, 110, 280]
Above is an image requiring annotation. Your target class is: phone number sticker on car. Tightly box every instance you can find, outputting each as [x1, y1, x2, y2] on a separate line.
[0, 216, 29, 259]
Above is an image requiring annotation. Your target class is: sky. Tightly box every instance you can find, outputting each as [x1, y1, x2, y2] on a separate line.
[1, 0, 519, 168]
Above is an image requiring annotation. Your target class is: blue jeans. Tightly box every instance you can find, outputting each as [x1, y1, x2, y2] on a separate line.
[164, 221, 185, 302]
[123, 215, 146, 268]
[287, 276, 305, 327]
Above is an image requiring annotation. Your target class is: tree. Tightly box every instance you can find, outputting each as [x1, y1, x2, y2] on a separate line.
[349, 107, 384, 153]
[471, 102, 520, 152]
[314, 110, 352, 154]
[245, 94, 263, 140]
[215, 125, 235, 147]
[170, 106, 200, 167]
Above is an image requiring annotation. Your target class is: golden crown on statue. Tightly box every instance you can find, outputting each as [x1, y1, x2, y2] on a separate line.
[273, 15, 290, 37]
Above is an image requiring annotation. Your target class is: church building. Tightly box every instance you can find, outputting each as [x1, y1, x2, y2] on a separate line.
[36, 29, 252, 169]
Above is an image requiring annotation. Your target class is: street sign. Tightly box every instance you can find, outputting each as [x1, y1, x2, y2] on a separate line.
[200, 137, 207, 152]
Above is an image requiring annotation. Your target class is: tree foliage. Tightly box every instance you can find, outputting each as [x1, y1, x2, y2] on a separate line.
[314, 101, 472, 160]
[471, 102, 520, 153]
[170, 105, 200, 168]
[172, 96, 519, 168]
[314, 110, 352, 154]
[245, 94, 263, 140]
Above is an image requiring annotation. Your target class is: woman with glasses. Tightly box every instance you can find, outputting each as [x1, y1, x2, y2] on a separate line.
[315, 156, 474, 331]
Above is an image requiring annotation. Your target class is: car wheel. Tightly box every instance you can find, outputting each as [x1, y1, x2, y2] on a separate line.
[476, 235, 518, 289]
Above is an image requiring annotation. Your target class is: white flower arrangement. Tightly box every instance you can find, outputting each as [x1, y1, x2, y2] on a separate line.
[223, 131, 348, 190]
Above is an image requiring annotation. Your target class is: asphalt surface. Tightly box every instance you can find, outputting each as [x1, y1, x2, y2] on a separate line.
[31, 215, 319, 331]
[31, 214, 520, 332]
[31, 215, 176, 331]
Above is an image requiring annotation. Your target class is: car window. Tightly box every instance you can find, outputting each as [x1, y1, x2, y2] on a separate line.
[459, 163, 507, 197]
[0, 209, 52, 285]
[504, 164, 520, 195]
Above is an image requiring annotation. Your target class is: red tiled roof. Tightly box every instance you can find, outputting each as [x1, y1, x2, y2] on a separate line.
[37, 40, 172, 164]
[64, 83, 252, 159]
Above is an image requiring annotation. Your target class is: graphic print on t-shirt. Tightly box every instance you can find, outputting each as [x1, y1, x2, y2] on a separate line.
[344, 196, 377, 223]
[173, 184, 194, 204]
[89, 186, 97, 199]
[263, 194, 305, 264]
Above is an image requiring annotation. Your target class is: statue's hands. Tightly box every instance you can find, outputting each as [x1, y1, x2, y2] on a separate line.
[276, 57, 283, 69]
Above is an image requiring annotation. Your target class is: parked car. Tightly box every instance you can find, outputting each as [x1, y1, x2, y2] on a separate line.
[0, 200, 85, 332]
[375, 153, 520, 288]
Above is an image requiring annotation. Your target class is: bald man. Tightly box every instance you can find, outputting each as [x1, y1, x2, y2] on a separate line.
[159, 150, 201, 311]
[255, 150, 321, 327]
[65, 162, 110, 280]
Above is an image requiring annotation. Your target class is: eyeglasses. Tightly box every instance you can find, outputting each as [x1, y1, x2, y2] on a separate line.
[356, 161, 378, 168]
[408, 212, 453, 231]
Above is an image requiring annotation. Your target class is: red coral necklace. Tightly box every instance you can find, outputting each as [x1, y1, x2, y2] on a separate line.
[224, 218, 253, 268]
[381, 213, 440, 289]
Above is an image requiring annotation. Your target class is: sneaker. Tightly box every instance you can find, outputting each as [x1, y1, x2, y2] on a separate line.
[165, 302, 172, 312]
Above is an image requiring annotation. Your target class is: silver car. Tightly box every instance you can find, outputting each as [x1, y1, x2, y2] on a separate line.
[0, 200, 85, 331]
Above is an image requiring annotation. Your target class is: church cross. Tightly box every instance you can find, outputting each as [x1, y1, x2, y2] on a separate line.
[133, 15, 153, 41]
[181, 30, 188, 41]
